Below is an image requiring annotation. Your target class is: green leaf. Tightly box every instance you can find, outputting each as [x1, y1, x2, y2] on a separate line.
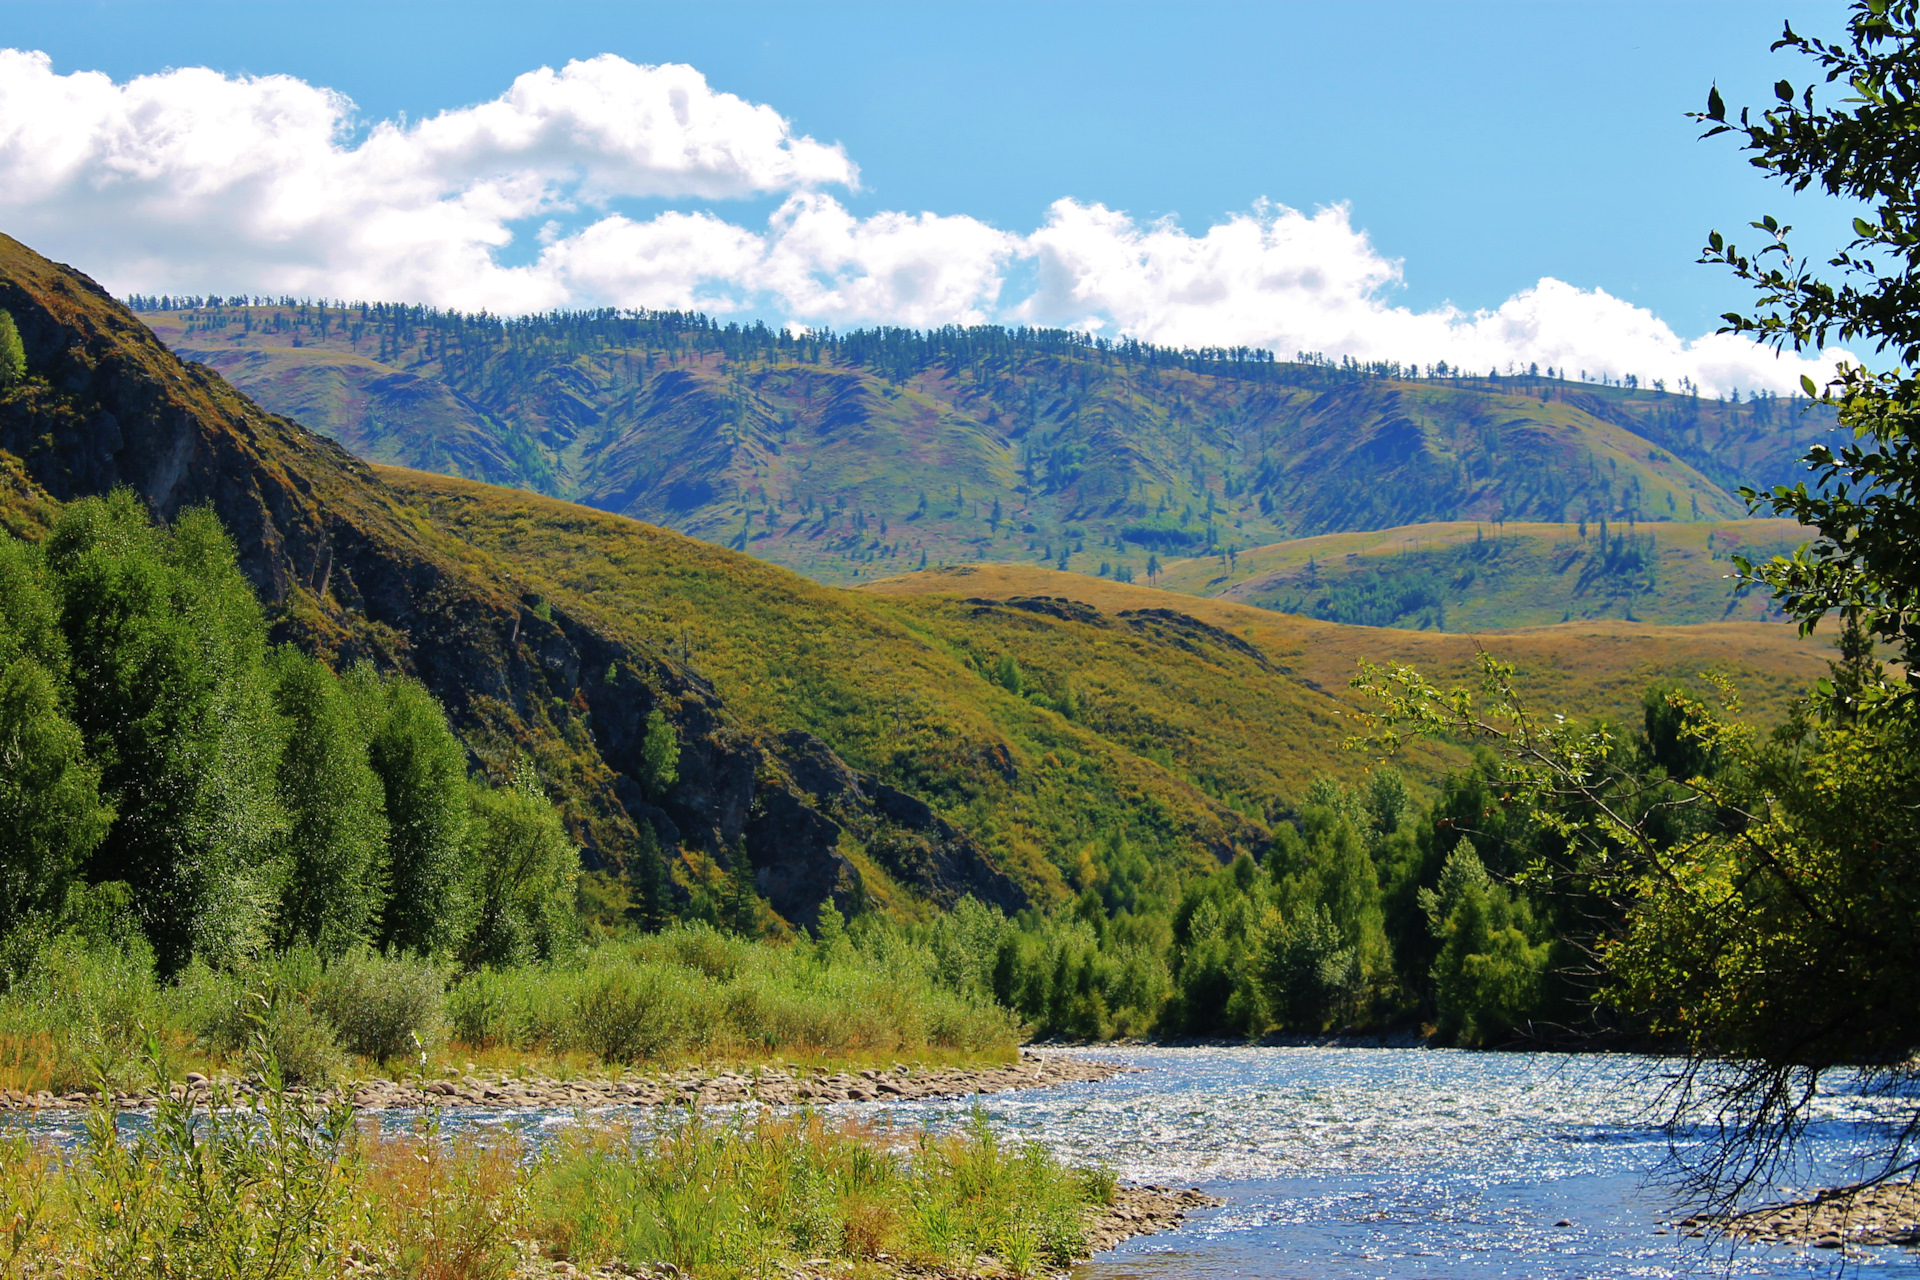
[1801, 374, 1819, 397]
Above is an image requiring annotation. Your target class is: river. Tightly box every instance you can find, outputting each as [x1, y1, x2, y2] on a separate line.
[860, 1046, 1920, 1279]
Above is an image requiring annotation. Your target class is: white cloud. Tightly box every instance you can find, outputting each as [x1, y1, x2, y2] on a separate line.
[0, 49, 1845, 394]
[1019, 198, 1848, 395]
[0, 49, 854, 311]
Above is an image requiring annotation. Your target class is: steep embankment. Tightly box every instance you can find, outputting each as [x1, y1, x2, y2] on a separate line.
[140, 302, 1834, 586]
[1156, 518, 1807, 629]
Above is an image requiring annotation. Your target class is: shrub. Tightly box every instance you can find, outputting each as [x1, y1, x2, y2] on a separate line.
[178, 954, 344, 1087]
[311, 946, 447, 1065]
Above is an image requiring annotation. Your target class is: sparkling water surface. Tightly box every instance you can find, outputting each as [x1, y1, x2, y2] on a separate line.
[17, 1046, 1916, 1277]
[862, 1047, 1920, 1280]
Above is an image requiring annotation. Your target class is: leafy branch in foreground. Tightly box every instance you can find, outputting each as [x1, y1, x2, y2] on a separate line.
[1352, 649, 1920, 1212]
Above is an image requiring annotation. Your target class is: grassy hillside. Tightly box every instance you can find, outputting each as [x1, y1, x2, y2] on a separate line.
[137, 302, 1834, 586]
[375, 470, 1836, 908]
[859, 563, 1835, 734]
[1156, 517, 1808, 630]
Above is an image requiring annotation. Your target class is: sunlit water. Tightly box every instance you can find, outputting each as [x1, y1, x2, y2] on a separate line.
[18, 1046, 1918, 1277]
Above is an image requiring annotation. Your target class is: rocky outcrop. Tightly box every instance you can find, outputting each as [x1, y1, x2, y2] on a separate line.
[0, 234, 1026, 931]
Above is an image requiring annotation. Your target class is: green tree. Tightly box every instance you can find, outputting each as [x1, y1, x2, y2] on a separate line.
[1418, 841, 1549, 1047]
[639, 708, 679, 800]
[351, 667, 469, 955]
[0, 310, 24, 386]
[458, 761, 580, 968]
[48, 493, 285, 973]
[0, 536, 112, 938]
[269, 651, 387, 957]
[0, 657, 111, 937]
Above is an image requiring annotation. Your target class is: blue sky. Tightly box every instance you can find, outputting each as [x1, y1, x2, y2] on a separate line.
[0, 1, 1859, 391]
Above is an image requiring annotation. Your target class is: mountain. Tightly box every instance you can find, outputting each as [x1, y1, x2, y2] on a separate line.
[1154, 517, 1808, 631]
[135, 301, 1837, 588]
[0, 242, 1835, 932]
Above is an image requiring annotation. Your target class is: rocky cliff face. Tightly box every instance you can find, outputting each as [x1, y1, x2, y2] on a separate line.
[0, 234, 1025, 930]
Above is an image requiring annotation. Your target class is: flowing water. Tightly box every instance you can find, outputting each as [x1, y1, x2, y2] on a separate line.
[859, 1047, 1920, 1279]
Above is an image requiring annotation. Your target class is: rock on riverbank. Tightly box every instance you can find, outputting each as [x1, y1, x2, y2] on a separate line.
[1704, 1180, 1920, 1249]
[0, 1050, 1128, 1112]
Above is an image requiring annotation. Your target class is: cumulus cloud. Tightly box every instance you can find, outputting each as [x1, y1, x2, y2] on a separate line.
[0, 49, 856, 311]
[0, 49, 1844, 394]
[1020, 198, 1847, 395]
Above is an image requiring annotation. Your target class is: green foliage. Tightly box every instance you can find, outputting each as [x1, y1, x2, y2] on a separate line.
[0, 653, 109, 938]
[0, 495, 520, 976]
[308, 945, 446, 1064]
[639, 706, 679, 799]
[75, 1052, 356, 1279]
[351, 666, 469, 955]
[3, 1047, 1109, 1278]
[47, 492, 287, 974]
[270, 650, 388, 956]
[0, 310, 22, 386]
[533, 1108, 1100, 1279]
[444, 923, 1015, 1062]
[458, 761, 582, 969]
[1419, 841, 1550, 1046]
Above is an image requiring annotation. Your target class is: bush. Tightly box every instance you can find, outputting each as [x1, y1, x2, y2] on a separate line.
[442, 924, 1014, 1066]
[0, 933, 165, 1091]
[177, 953, 344, 1087]
[310, 946, 447, 1065]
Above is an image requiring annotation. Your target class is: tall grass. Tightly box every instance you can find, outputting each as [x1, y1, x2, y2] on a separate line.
[0, 1054, 1109, 1280]
[0, 923, 1017, 1093]
[534, 1109, 1107, 1278]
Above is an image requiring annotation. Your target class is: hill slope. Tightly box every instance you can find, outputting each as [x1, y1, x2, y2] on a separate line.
[136, 302, 1836, 586]
[1155, 517, 1808, 630]
[859, 564, 1833, 732]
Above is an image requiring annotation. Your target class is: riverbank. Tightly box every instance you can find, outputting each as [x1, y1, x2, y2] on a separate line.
[1709, 1180, 1920, 1249]
[2, 1073, 1198, 1280]
[0, 1048, 1129, 1112]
